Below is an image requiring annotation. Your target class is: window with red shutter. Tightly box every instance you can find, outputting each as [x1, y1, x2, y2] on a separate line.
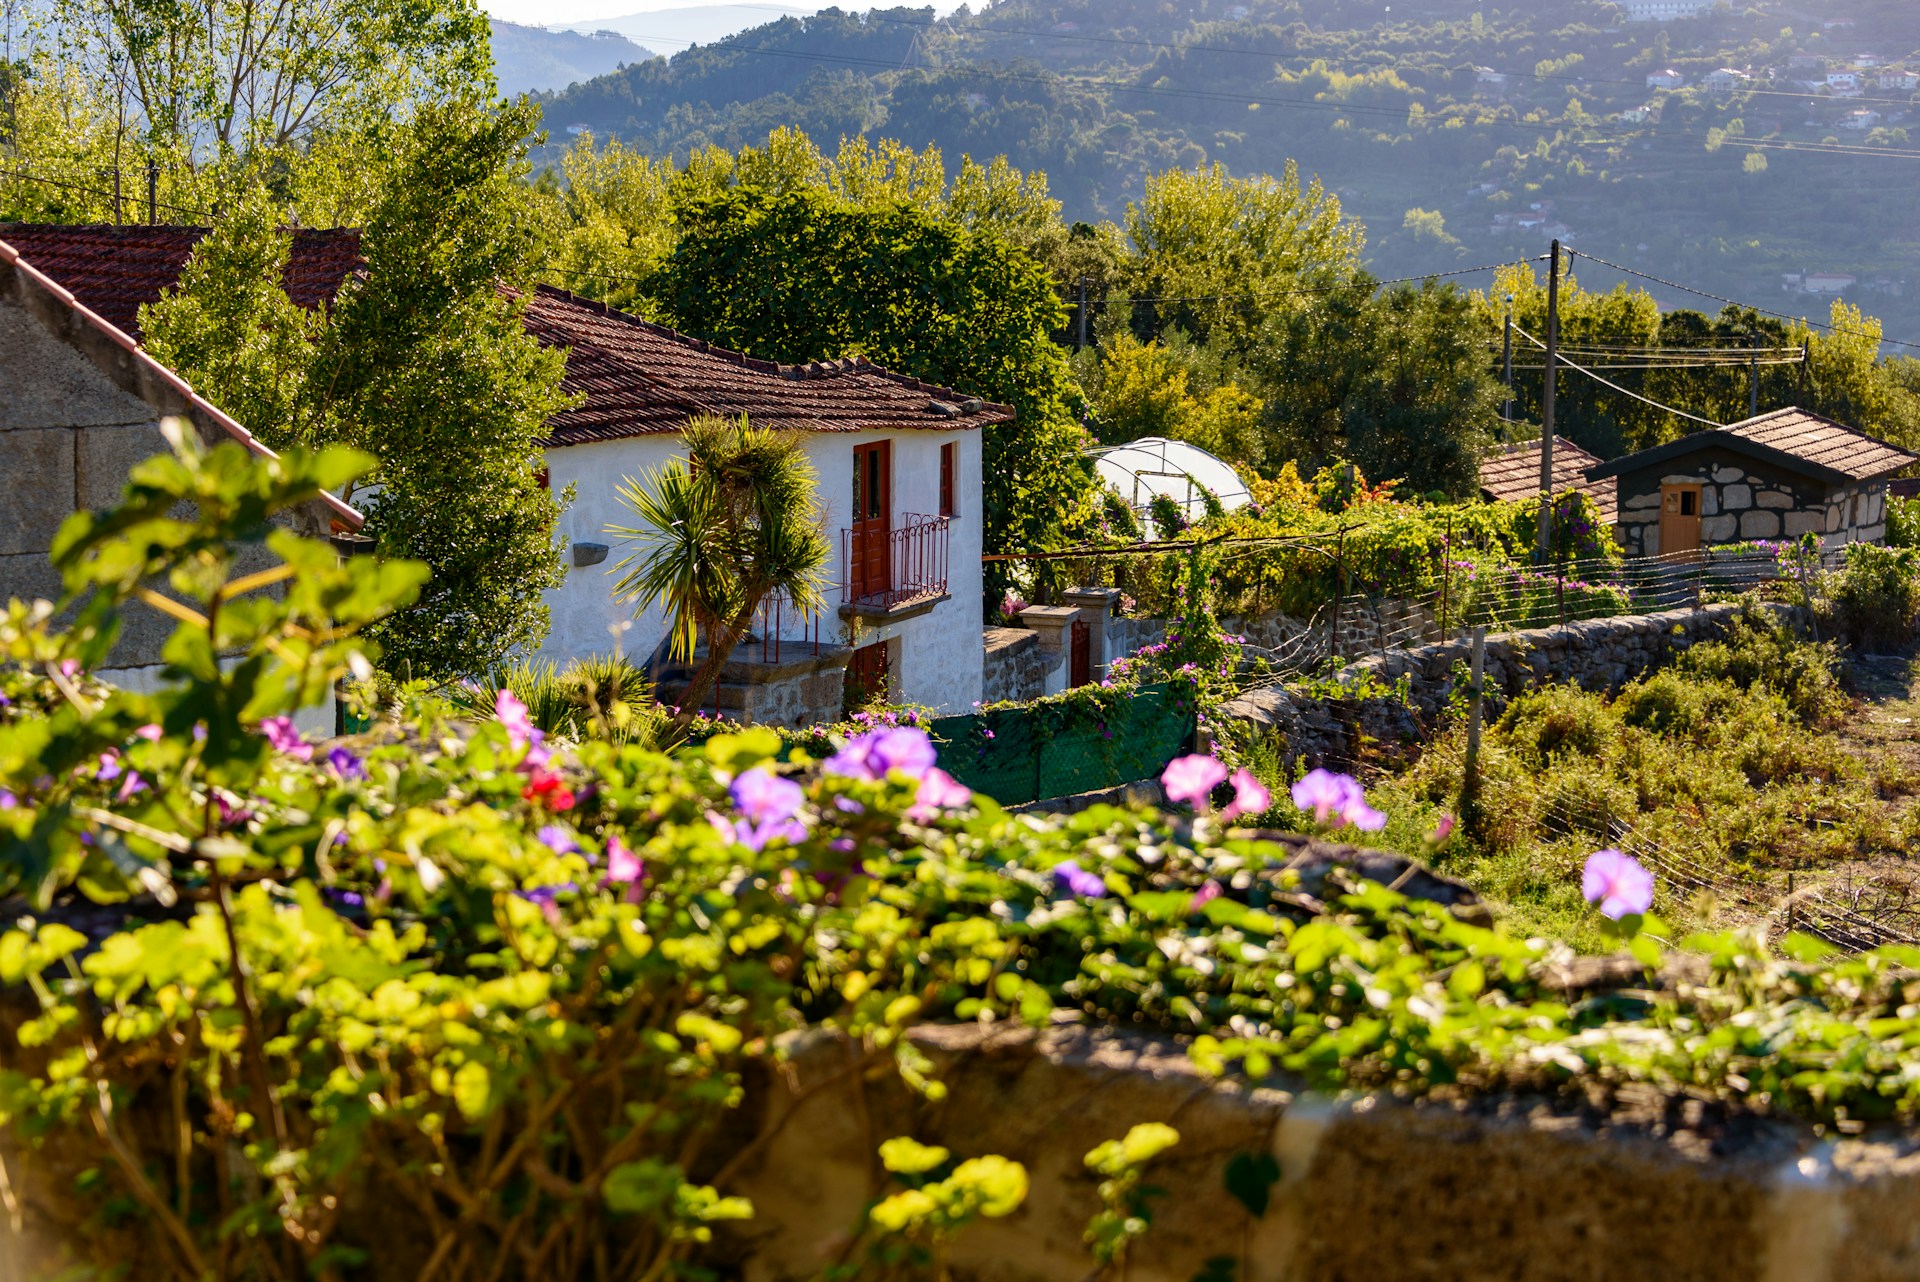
[938, 442, 956, 517]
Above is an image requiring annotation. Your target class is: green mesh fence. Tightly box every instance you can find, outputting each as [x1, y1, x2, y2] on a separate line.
[928, 683, 1196, 807]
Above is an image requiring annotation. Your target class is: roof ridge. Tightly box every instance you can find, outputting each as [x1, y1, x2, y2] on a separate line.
[0, 235, 362, 530]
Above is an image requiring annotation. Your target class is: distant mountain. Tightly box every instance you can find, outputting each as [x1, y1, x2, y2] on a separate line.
[558, 6, 828, 54]
[533, 0, 1920, 341]
[490, 20, 654, 97]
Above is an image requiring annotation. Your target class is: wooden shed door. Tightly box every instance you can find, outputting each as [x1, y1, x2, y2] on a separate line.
[851, 441, 892, 602]
[1069, 618, 1091, 688]
[1660, 484, 1703, 559]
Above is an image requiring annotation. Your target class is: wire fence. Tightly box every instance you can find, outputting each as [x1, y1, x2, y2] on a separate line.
[1227, 542, 1843, 696]
[1478, 772, 1920, 954]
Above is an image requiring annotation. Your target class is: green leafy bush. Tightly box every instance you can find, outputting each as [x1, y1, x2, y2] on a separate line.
[1826, 542, 1920, 651]
[12, 432, 1920, 1282]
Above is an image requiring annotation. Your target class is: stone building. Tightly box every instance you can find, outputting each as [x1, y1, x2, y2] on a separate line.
[1583, 407, 1914, 557]
[1477, 435, 1618, 525]
[0, 232, 361, 704]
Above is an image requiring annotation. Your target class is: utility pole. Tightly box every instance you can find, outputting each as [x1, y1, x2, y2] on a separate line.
[146, 160, 158, 225]
[1077, 276, 1089, 350]
[1749, 331, 1760, 419]
[1536, 240, 1562, 563]
[1502, 294, 1515, 422]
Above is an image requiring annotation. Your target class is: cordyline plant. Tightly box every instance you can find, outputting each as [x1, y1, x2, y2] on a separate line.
[11, 432, 1920, 1281]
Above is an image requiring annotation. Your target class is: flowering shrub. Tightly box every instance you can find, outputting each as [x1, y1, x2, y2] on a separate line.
[9, 435, 1920, 1281]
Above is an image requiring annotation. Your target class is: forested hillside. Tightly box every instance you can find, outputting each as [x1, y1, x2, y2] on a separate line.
[536, 0, 1920, 341]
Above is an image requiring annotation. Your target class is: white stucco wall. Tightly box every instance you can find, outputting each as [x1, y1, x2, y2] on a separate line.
[537, 426, 985, 715]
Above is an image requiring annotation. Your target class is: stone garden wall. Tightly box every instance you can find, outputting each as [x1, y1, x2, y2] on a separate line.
[1223, 602, 1798, 770]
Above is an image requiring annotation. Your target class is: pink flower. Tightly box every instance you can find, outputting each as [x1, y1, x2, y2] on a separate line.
[907, 767, 972, 821]
[1290, 770, 1385, 832]
[258, 716, 312, 762]
[1051, 860, 1107, 899]
[133, 724, 163, 742]
[1161, 754, 1229, 810]
[1221, 767, 1271, 822]
[1427, 814, 1456, 847]
[605, 836, 645, 901]
[1191, 879, 1223, 911]
[1582, 849, 1654, 920]
[824, 727, 938, 782]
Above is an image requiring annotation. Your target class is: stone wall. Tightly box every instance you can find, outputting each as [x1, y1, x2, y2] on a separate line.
[983, 627, 1055, 704]
[728, 1019, 1920, 1282]
[1224, 602, 1792, 770]
[662, 647, 851, 728]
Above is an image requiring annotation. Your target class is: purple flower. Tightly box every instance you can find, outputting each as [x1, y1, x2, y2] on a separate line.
[516, 882, 578, 926]
[95, 750, 123, 782]
[0, 790, 15, 810]
[258, 716, 313, 762]
[325, 888, 366, 909]
[824, 728, 938, 782]
[1582, 849, 1654, 920]
[1221, 768, 1271, 822]
[907, 767, 972, 821]
[114, 772, 147, 802]
[1191, 879, 1223, 911]
[326, 745, 366, 781]
[1161, 754, 1229, 810]
[1051, 860, 1107, 899]
[538, 824, 580, 855]
[731, 767, 805, 824]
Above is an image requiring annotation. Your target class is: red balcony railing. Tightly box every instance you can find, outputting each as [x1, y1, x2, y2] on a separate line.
[754, 586, 822, 663]
[841, 513, 951, 611]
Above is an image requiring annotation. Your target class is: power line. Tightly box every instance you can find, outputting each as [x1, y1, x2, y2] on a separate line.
[1570, 250, 1920, 353]
[1512, 321, 1725, 427]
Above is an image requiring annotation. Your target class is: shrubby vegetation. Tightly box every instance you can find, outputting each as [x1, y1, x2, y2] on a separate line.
[11, 380, 1920, 1280]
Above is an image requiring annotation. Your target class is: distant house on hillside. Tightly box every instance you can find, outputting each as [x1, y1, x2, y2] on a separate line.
[1840, 108, 1884, 129]
[2, 223, 998, 719]
[1645, 69, 1686, 90]
[0, 231, 361, 719]
[1622, 0, 1709, 20]
[1879, 68, 1919, 90]
[1474, 67, 1515, 93]
[1801, 272, 1858, 294]
[1788, 52, 1828, 71]
[1702, 68, 1751, 94]
[1584, 408, 1915, 558]
[1478, 436, 1617, 526]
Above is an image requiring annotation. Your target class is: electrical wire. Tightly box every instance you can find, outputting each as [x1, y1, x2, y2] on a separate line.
[1570, 250, 1920, 353]
[1510, 322, 1726, 427]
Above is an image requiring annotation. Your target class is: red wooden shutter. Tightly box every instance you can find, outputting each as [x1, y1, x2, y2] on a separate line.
[938, 443, 956, 517]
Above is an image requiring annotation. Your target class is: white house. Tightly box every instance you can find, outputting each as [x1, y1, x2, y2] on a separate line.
[1879, 68, 1919, 90]
[1839, 109, 1883, 130]
[1621, 0, 1709, 21]
[522, 289, 997, 715]
[1646, 69, 1686, 90]
[1702, 67, 1750, 94]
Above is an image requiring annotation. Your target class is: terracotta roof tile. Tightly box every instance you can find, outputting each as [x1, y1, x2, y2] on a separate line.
[1584, 407, 1917, 485]
[0, 223, 361, 336]
[523, 287, 1015, 446]
[1479, 436, 1617, 524]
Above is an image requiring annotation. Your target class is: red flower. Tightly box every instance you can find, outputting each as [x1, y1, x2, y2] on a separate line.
[523, 768, 576, 811]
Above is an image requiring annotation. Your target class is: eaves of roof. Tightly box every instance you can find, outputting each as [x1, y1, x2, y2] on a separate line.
[1584, 431, 1859, 486]
[0, 235, 364, 530]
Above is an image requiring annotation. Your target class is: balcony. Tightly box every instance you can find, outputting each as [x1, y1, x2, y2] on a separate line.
[840, 513, 951, 621]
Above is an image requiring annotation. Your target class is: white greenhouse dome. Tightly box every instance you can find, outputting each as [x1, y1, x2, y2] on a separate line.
[1088, 437, 1253, 524]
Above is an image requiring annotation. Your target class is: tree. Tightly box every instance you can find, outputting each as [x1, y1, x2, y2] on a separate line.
[656, 184, 1094, 596]
[608, 416, 829, 730]
[143, 99, 576, 681]
[1122, 161, 1366, 350]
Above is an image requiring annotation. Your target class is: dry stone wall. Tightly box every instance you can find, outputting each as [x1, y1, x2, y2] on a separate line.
[1223, 602, 1798, 770]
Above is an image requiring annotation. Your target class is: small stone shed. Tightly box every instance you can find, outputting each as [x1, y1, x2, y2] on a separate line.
[0, 232, 362, 692]
[1584, 406, 1916, 557]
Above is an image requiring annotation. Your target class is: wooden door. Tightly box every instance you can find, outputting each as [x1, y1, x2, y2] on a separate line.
[1659, 484, 1703, 559]
[851, 441, 892, 602]
[846, 640, 890, 709]
[1070, 618, 1091, 688]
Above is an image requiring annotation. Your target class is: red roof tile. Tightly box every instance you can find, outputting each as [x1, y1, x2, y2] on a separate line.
[1479, 436, 1617, 524]
[523, 287, 1014, 446]
[0, 223, 361, 336]
[2, 224, 1013, 445]
[0, 233, 363, 529]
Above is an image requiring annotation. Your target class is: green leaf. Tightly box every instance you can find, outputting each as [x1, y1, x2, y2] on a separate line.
[1223, 1151, 1280, 1220]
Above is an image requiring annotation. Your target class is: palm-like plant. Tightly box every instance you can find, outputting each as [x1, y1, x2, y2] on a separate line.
[608, 415, 830, 728]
